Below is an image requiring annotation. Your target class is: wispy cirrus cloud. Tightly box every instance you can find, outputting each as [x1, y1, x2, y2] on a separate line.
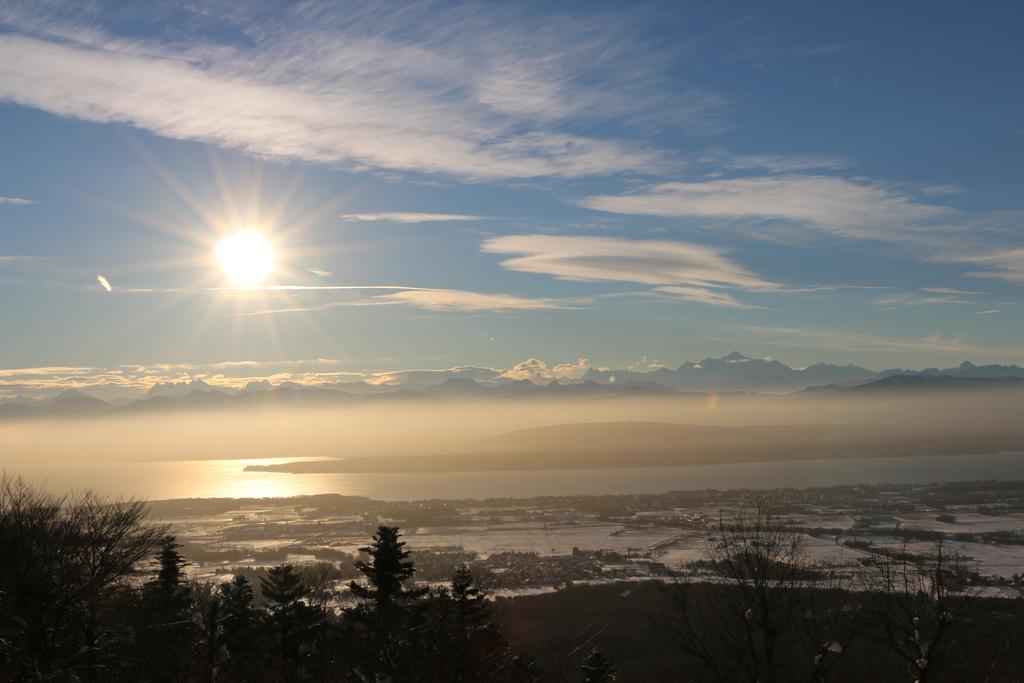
[581, 177, 1024, 292]
[483, 234, 773, 289]
[697, 150, 850, 173]
[579, 175, 954, 242]
[920, 287, 980, 295]
[375, 288, 572, 311]
[735, 326, 1002, 355]
[85, 279, 572, 314]
[957, 248, 1024, 284]
[482, 234, 774, 308]
[0, 196, 33, 205]
[872, 290, 976, 308]
[208, 285, 429, 293]
[871, 286, 994, 310]
[231, 287, 575, 316]
[0, 255, 49, 268]
[0, 2, 717, 181]
[341, 212, 484, 223]
[652, 285, 760, 309]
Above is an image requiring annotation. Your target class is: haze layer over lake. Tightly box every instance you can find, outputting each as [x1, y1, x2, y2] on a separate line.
[3, 391, 1023, 500]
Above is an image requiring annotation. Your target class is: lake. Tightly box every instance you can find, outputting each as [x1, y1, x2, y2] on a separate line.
[4, 451, 1024, 501]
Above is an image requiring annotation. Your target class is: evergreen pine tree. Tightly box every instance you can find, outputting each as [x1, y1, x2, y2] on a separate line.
[349, 525, 426, 611]
[218, 574, 258, 678]
[451, 563, 481, 604]
[139, 536, 195, 682]
[220, 574, 257, 638]
[192, 584, 227, 683]
[347, 526, 428, 678]
[450, 563, 492, 644]
[260, 564, 313, 670]
[151, 535, 188, 596]
[443, 564, 506, 680]
[261, 564, 307, 608]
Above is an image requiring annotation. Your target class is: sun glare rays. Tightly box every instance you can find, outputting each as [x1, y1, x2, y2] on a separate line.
[83, 144, 353, 363]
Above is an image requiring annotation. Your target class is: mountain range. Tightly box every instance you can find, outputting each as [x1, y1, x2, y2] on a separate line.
[4, 352, 1024, 419]
[581, 351, 878, 392]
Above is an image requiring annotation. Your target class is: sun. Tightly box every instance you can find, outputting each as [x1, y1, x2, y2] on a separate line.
[215, 230, 275, 286]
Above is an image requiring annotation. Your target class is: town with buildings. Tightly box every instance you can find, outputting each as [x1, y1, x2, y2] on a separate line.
[151, 479, 1024, 597]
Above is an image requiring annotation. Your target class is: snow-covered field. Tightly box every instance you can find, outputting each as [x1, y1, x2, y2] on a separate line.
[894, 512, 1024, 534]
[656, 533, 873, 568]
[801, 534, 872, 565]
[897, 539, 1023, 579]
[836, 534, 1024, 579]
[405, 524, 684, 556]
[657, 544, 707, 566]
[785, 514, 859, 530]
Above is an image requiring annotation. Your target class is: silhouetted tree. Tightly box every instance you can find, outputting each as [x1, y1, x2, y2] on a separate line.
[350, 526, 426, 610]
[300, 562, 345, 673]
[863, 538, 977, 682]
[192, 582, 230, 683]
[218, 574, 260, 678]
[261, 564, 316, 673]
[419, 563, 516, 681]
[445, 563, 490, 646]
[347, 525, 428, 678]
[262, 564, 307, 608]
[155, 536, 187, 587]
[451, 563, 482, 609]
[658, 503, 855, 683]
[221, 573, 258, 638]
[0, 476, 163, 681]
[138, 536, 195, 682]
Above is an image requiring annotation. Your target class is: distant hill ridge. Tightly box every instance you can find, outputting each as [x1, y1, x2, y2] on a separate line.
[245, 419, 1024, 475]
[819, 374, 1024, 394]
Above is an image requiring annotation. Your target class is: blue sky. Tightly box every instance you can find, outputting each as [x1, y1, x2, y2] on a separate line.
[1, 0, 1023, 393]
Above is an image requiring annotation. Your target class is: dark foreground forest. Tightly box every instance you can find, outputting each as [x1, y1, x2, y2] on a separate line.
[2, 476, 1023, 682]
